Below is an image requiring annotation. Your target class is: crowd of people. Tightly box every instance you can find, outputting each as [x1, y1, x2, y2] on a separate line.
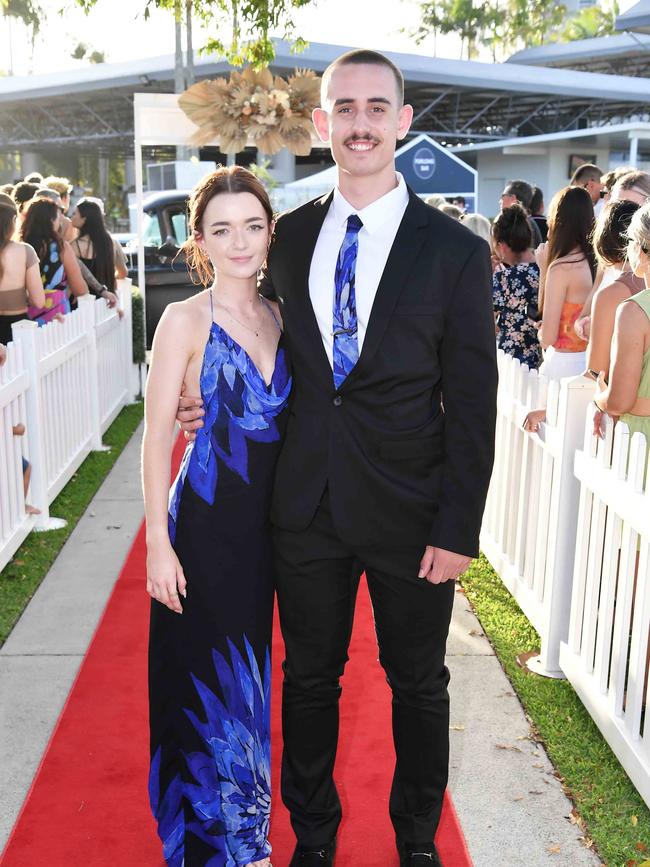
[0, 170, 127, 346]
[425, 164, 650, 443]
[0, 170, 130, 517]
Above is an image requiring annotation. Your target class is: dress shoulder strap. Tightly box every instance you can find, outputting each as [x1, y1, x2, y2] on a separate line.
[260, 295, 282, 331]
[618, 269, 645, 295]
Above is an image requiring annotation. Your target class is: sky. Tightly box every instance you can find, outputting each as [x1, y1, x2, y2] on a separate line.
[1, 0, 445, 78]
[0, 0, 639, 78]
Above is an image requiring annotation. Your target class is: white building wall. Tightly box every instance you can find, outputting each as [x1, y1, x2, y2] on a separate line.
[475, 145, 611, 218]
[475, 151, 552, 218]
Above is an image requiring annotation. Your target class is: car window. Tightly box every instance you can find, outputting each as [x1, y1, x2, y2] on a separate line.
[142, 211, 162, 247]
[169, 210, 189, 246]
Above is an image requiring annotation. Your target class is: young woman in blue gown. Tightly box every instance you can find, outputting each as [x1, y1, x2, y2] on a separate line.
[142, 167, 291, 867]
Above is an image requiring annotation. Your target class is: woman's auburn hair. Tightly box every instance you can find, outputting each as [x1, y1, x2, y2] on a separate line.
[181, 165, 274, 287]
[540, 185, 597, 315]
[19, 197, 62, 264]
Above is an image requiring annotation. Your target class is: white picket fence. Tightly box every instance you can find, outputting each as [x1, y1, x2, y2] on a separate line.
[561, 416, 650, 806]
[483, 348, 650, 807]
[0, 279, 138, 571]
[0, 340, 32, 570]
[480, 350, 594, 676]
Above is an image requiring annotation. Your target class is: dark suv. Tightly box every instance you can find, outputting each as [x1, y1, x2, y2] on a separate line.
[126, 190, 197, 346]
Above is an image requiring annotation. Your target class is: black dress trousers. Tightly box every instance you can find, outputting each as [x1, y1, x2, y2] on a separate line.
[274, 488, 456, 848]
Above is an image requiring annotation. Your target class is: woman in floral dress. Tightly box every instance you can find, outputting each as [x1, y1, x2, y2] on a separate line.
[492, 203, 542, 369]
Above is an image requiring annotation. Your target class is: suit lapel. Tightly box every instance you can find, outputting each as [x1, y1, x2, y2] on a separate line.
[341, 189, 429, 389]
[285, 191, 333, 385]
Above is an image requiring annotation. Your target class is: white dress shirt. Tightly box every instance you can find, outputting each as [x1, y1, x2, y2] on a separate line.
[308, 172, 410, 367]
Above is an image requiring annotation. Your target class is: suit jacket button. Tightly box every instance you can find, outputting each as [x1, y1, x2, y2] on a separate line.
[333, 395, 343, 406]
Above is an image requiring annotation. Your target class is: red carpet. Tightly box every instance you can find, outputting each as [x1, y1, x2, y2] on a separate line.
[1, 441, 472, 867]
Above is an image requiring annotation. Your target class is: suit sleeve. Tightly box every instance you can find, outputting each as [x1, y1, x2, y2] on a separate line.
[428, 238, 498, 558]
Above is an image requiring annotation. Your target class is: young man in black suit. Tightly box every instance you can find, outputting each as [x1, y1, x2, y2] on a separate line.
[180, 49, 497, 867]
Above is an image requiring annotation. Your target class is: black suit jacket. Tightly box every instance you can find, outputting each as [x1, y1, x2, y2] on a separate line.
[261, 188, 497, 558]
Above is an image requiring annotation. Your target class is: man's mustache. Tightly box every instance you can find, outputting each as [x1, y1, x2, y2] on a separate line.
[343, 134, 381, 145]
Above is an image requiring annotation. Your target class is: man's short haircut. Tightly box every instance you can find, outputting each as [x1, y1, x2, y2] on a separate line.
[530, 186, 544, 216]
[571, 163, 602, 186]
[24, 171, 43, 184]
[504, 179, 533, 211]
[321, 48, 405, 107]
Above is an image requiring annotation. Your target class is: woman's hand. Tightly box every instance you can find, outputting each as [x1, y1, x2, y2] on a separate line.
[574, 315, 591, 342]
[592, 371, 609, 439]
[592, 407, 606, 439]
[101, 289, 118, 309]
[534, 242, 548, 268]
[146, 538, 187, 614]
[523, 408, 546, 433]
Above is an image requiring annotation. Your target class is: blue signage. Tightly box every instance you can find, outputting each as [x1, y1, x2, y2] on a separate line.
[397, 136, 475, 197]
[413, 147, 437, 180]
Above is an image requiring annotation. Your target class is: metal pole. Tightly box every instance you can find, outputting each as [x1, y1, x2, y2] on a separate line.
[134, 97, 146, 337]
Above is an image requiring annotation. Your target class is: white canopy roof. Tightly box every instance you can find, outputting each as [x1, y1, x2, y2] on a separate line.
[2, 38, 650, 105]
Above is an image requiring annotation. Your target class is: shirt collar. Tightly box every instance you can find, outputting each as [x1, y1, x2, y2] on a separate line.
[331, 173, 409, 235]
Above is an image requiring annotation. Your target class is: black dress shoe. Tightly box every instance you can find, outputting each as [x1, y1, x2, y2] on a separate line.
[289, 839, 336, 866]
[398, 841, 442, 867]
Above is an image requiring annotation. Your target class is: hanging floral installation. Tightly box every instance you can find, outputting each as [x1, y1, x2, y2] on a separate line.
[178, 67, 321, 156]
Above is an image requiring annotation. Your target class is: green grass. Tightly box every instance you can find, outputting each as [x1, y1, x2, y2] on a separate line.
[462, 555, 650, 867]
[0, 401, 143, 647]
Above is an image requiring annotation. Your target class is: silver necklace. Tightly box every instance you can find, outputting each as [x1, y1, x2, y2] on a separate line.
[212, 290, 265, 337]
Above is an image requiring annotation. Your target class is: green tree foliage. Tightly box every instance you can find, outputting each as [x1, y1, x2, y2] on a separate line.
[71, 40, 106, 62]
[71, 41, 87, 59]
[558, 1, 619, 42]
[74, 0, 314, 68]
[504, 0, 566, 50]
[0, 0, 43, 31]
[413, 0, 592, 59]
[413, 0, 504, 60]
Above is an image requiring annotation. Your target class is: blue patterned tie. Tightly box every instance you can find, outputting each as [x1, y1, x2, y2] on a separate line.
[332, 214, 363, 389]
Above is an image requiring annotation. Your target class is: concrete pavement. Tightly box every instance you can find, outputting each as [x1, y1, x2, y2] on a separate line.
[0, 422, 601, 865]
[0, 423, 145, 848]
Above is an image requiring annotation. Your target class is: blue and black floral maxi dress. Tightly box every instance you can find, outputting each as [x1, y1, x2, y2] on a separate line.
[148, 299, 291, 867]
[492, 261, 542, 370]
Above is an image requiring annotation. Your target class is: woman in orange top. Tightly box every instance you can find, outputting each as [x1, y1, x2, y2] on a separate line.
[524, 186, 596, 432]
[535, 185, 595, 379]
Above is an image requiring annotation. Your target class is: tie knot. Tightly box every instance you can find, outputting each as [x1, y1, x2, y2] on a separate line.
[346, 214, 363, 234]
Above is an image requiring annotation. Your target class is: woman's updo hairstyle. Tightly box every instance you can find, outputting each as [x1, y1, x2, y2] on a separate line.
[182, 165, 274, 286]
[492, 202, 532, 254]
[592, 199, 639, 268]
